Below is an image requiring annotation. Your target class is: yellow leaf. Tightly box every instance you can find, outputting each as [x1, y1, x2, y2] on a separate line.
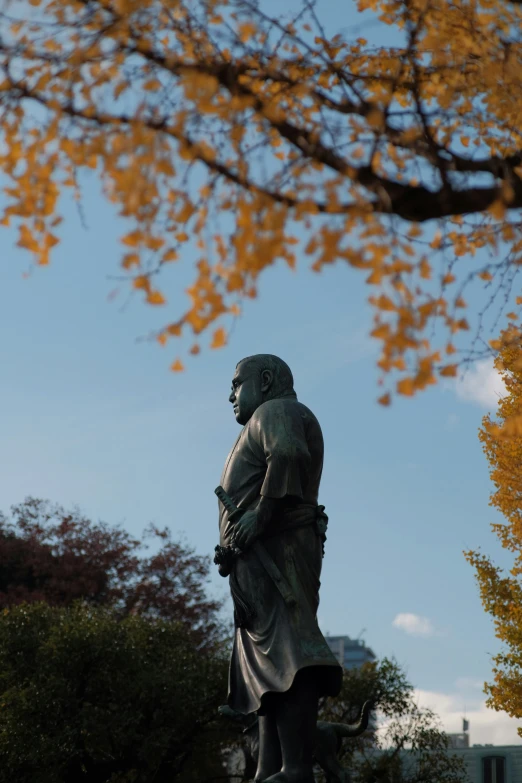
[507, 312, 518, 320]
[171, 359, 184, 372]
[377, 393, 391, 406]
[122, 231, 143, 247]
[157, 333, 168, 346]
[397, 378, 415, 396]
[143, 79, 162, 91]
[376, 294, 395, 311]
[45, 233, 59, 249]
[17, 225, 39, 253]
[38, 249, 50, 266]
[238, 22, 257, 42]
[419, 258, 431, 279]
[501, 182, 515, 204]
[366, 269, 383, 284]
[371, 324, 390, 339]
[189, 343, 201, 355]
[366, 108, 384, 130]
[146, 236, 165, 251]
[114, 82, 128, 99]
[146, 290, 166, 305]
[161, 249, 179, 263]
[122, 253, 140, 269]
[408, 224, 422, 239]
[133, 275, 150, 291]
[210, 327, 227, 349]
[439, 364, 458, 377]
[489, 200, 506, 220]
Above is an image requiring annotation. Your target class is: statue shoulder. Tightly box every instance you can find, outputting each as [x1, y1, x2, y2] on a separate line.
[252, 397, 319, 428]
[252, 397, 296, 421]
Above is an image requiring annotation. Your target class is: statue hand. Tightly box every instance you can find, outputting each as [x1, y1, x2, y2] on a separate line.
[232, 509, 262, 551]
[218, 562, 232, 577]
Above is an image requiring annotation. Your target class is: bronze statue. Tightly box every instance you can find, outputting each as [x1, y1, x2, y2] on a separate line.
[215, 354, 344, 783]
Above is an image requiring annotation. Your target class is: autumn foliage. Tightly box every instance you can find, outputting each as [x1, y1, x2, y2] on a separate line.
[465, 332, 522, 735]
[0, 497, 224, 649]
[2, 0, 522, 399]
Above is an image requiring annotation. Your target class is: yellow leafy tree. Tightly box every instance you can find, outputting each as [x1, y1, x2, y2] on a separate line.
[2, 0, 522, 399]
[465, 327, 522, 734]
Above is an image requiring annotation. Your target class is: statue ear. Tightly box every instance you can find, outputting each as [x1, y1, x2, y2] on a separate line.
[261, 369, 273, 392]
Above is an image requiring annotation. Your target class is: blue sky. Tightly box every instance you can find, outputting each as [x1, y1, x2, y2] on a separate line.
[0, 0, 521, 747]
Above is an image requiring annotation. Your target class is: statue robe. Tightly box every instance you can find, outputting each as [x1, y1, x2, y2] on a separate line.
[219, 395, 343, 715]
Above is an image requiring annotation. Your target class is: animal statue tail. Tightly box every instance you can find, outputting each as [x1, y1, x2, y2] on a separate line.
[332, 700, 373, 738]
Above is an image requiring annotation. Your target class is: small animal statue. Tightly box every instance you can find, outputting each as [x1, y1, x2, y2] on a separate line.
[219, 699, 373, 783]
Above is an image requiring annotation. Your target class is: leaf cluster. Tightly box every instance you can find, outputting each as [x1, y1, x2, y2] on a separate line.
[1, 0, 522, 399]
[465, 329, 522, 734]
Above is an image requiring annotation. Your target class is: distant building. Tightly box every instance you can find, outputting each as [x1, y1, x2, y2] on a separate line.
[361, 744, 522, 783]
[324, 635, 376, 670]
[325, 634, 377, 735]
[447, 732, 470, 748]
[362, 716, 521, 783]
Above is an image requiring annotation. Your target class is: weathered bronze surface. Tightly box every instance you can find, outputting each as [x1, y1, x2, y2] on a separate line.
[215, 354, 343, 783]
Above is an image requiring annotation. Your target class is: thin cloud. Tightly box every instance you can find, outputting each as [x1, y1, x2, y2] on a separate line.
[454, 358, 506, 410]
[455, 677, 485, 691]
[392, 613, 438, 637]
[414, 688, 522, 746]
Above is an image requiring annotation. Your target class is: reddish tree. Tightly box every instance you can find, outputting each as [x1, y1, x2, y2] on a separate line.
[0, 497, 224, 650]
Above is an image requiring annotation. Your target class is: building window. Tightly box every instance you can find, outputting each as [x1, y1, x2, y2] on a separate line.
[482, 756, 506, 783]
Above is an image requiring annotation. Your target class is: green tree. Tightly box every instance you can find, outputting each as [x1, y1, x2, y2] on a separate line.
[320, 658, 467, 783]
[0, 602, 230, 783]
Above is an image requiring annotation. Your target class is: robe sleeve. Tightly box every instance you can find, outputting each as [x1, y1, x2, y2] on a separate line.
[251, 400, 312, 500]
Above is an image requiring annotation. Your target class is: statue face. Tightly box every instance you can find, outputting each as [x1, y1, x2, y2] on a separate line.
[229, 362, 265, 425]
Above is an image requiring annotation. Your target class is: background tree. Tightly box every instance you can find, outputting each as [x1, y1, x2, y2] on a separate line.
[2, 0, 522, 400]
[319, 658, 467, 783]
[0, 602, 232, 783]
[465, 328, 522, 737]
[0, 497, 225, 650]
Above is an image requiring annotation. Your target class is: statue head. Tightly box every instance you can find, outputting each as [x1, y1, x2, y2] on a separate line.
[229, 354, 296, 425]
